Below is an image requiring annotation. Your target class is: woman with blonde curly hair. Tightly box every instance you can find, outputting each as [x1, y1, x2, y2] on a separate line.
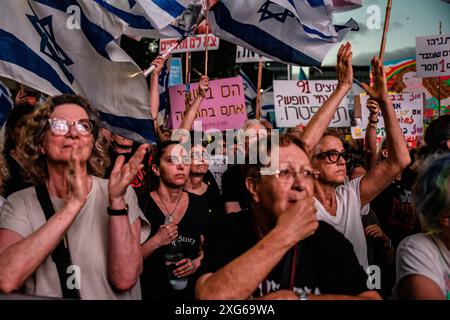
[0, 94, 150, 299]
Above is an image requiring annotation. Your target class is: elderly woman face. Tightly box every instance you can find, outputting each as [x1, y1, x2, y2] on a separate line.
[255, 144, 315, 219]
[42, 103, 94, 164]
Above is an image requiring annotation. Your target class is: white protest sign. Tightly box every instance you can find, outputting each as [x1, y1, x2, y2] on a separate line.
[273, 80, 350, 128]
[416, 33, 450, 77]
[360, 93, 424, 139]
[159, 34, 220, 54]
[208, 155, 228, 192]
[236, 46, 271, 63]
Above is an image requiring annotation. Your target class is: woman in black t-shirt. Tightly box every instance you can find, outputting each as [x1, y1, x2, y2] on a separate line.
[185, 144, 224, 218]
[138, 141, 208, 300]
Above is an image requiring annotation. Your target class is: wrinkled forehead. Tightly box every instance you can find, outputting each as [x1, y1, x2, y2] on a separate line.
[317, 135, 344, 152]
[50, 103, 88, 120]
[273, 144, 311, 167]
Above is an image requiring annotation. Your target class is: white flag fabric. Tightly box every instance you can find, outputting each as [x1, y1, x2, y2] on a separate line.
[92, 0, 189, 39]
[0, 80, 13, 127]
[210, 0, 358, 66]
[0, 0, 155, 143]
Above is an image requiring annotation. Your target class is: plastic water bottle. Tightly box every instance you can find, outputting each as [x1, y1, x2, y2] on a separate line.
[164, 215, 188, 290]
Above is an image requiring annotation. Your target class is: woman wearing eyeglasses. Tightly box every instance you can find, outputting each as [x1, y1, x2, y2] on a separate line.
[0, 95, 150, 299]
[185, 143, 223, 218]
[304, 46, 411, 271]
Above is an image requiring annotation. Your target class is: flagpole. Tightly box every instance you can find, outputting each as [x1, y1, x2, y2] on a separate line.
[139, 13, 206, 78]
[204, 0, 210, 76]
[255, 59, 263, 119]
[379, 0, 393, 61]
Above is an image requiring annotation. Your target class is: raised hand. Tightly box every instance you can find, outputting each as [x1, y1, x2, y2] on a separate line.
[151, 56, 166, 77]
[367, 99, 380, 121]
[65, 144, 88, 208]
[108, 144, 148, 208]
[197, 75, 209, 98]
[361, 56, 389, 105]
[336, 42, 353, 90]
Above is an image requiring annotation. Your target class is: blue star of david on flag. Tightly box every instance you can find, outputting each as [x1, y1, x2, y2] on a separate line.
[27, 5, 74, 84]
[258, 1, 295, 23]
[128, 0, 136, 9]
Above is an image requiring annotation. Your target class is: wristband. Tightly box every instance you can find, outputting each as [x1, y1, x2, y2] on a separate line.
[368, 118, 379, 124]
[107, 204, 129, 216]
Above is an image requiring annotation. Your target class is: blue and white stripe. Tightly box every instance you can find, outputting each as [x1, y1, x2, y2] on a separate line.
[0, 80, 13, 128]
[0, 0, 155, 143]
[210, 0, 358, 67]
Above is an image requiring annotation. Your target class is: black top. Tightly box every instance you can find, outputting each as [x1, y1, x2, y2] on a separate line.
[221, 165, 252, 211]
[200, 210, 370, 298]
[370, 167, 420, 249]
[140, 192, 209, 300]
[3, 154, 32, 197]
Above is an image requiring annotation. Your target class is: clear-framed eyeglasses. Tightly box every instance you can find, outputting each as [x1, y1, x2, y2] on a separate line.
[259, 167, 319, 183]
[48, 118, 93, 136]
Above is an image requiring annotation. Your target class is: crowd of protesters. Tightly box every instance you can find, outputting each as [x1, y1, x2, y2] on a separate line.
[0, 44, 449, 300]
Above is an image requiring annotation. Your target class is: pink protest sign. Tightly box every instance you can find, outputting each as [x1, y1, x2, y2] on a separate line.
[168, 77, 247, 131]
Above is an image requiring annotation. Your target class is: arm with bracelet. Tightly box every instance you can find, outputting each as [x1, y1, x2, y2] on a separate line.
[365, 99, 380, 170]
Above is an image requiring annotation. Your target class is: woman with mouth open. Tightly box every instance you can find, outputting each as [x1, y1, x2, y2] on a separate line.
[138, 140, 209, 300]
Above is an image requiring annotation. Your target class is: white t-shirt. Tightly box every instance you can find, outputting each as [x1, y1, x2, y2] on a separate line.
[314, 176, 370, 270]
[393, 233, 450, 300]
[0, 176, 151, 299]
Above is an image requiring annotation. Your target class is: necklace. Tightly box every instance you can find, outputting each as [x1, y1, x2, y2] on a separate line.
[156, 189, 183, 223]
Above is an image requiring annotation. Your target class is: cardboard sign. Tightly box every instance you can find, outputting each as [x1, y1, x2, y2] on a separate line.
[416, 34, 450, 77]
[169, 77, 247, 131]
[159, 34, 220, 54]
[273, 80, 350, 128]
[168, 58, 183, 86]
[359, 93, 424, 139]
[208, 155, 228, 192]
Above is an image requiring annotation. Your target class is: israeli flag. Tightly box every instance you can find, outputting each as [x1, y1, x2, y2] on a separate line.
[0, 0, 155, 143]
[92, 0, 187, 39]
[210, 0, 358, 66]
[0, 80, 13, 128]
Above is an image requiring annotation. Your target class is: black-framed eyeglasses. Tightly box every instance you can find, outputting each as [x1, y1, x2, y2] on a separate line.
[48, 118, 93, 136]
[315, 150, 352, 164]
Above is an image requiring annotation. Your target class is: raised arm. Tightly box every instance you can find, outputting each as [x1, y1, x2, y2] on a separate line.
[302, 42, 353, 158]
[364, 99, 380, 170]
[107, 144, 148, 291]
[149, 56, 166, 120]
[359, 57, 411, 206]
[179, 76, 209, 131]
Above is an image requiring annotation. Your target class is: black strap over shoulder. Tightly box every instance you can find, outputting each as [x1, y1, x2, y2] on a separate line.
[35, 184, 80, 299]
